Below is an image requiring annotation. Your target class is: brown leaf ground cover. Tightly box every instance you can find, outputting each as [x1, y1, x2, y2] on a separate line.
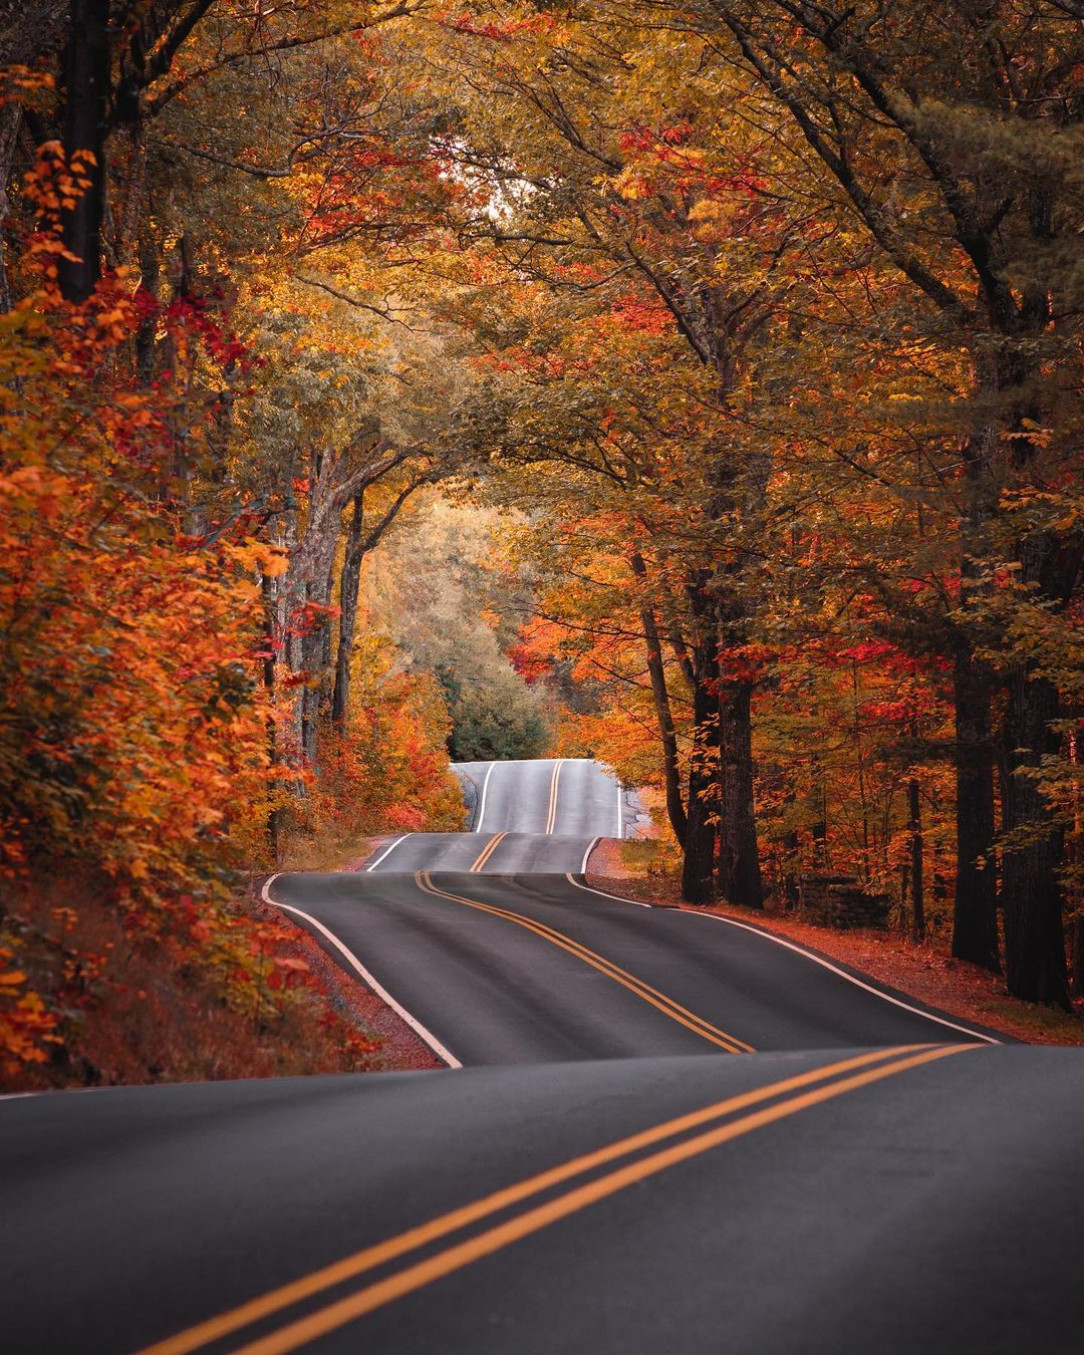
[587, 838, 1084, 1047]
[2, 865, 439, 1093]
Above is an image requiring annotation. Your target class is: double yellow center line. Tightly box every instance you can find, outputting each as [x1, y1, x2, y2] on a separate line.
[417, 872, 753, 1053]
[136, 1043, 977, 1355]
[468, 832, 507, 872]
[544, 757, 564, 834]
[468, 760, 564, 872]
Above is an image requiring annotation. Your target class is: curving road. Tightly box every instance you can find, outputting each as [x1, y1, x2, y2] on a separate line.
[4, 756, 1084, 1354]
[371, 758, 626, 875]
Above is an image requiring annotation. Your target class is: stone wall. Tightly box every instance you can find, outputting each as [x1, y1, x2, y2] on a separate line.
[798, 874, 890, 930]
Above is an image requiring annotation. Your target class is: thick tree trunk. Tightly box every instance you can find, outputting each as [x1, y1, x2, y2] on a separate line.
[1000, 668, 1071, 1009]
[59, 0, 109, 302]
[951, 649, 1001, 971]
[717, 679, 763, 908]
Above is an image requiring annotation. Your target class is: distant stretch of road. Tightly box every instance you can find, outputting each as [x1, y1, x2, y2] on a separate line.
[367, 757, 625, 875]
[6, 755, 1084, 1355]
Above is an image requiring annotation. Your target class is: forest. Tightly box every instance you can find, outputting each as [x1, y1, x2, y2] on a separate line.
[1, 0, 1082, 1085]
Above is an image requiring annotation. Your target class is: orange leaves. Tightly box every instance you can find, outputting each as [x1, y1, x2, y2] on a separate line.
[232, 540, 290, 579]
[0, 948, 59, 1078]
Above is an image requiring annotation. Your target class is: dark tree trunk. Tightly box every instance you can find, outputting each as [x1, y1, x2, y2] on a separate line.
[908, 774, 925, 942]
[1071, 916, 1084, 999]
[0, 105, 22, 313]
[781, 827, 800, 910]
[332, 489, 365, 736]
[810, 763, 828, 868]
[717, 679, 763, 908]
[261, 571, 280, 863]
[681, 668, 719, 904]
[59, 0, 109, 303]
[642, 602, 687, 849]
[681, 575, 721, 904]
[1000, 668, 1071, 1009]
[951, 649, 1001, 971]
[631, 552, 686, 847]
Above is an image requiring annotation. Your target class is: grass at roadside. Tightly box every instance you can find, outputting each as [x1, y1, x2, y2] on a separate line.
[587, 838, 1084, 1047]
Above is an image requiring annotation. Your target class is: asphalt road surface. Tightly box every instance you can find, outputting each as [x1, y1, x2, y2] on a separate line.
[266, 869, 999, 1065]
[5, 1047, 1084, 1354]
[5, 756, 1083, 1354]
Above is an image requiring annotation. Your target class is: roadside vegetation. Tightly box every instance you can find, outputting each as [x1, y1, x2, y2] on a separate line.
[2, 1, 1083, 1085]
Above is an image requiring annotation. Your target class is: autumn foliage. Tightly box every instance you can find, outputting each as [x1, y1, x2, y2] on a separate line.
[3, 0, 1084, 1089]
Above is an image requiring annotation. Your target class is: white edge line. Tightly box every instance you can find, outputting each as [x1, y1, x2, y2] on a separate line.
[261, 874, 462, 1068]
[365, 834, 409, 872]
[693, 911, 1001, 1044]
[566, 871, 652, 908]
[476, 762, 496, 833]
[578, 837, 601, 876]
[564, 877, 1000, 1042]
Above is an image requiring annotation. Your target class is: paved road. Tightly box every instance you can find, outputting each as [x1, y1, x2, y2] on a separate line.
[5, 1046, 1084, 1354]
[268, 869, 998, 1065]
[5, 756, 1083, 1353]
[371, 758, 624, 874]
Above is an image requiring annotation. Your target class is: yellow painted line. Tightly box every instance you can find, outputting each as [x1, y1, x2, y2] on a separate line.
[134, 1046, 935, 1355]
[544, 758, 564, 834]
[418, 873, 753, 1054]
[468, 832, 507, 873]
[235, 1046, 978, 1354]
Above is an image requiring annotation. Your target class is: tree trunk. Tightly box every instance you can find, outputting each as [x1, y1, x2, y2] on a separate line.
[641, 601, 687, 849]
[908, 774, 925, 942]
[681, 669, 719, 904]
[781, 826, 800, 910]
[1000, 668, 1071, 1009]
[261, 570, 280, 864]
[0, 105, 22, 313]
[681, 575, 720, 904]
[1070, 916, 1084, 999]
[630, 552, 687, 848]
[717, 679, 763, 908]
[332, 489, 365, 736]
[951, 649, 1001, 971]
[59, 0, 109, 303]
